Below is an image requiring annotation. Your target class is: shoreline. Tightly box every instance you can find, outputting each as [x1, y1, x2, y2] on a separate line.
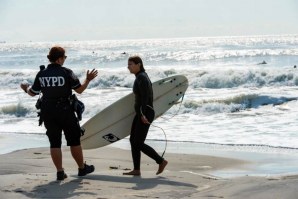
[113, 139, 298, 178]
[2, 132, 298, 178]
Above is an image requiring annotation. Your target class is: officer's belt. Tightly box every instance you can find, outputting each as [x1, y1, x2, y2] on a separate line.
[43, 97, 70, 103]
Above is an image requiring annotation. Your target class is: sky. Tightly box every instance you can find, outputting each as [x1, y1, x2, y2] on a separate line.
[0, 0, 297, 42]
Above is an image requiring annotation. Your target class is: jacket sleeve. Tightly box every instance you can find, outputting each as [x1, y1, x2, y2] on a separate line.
[65, 68, 81, 89]
[30, 72, 41, 95]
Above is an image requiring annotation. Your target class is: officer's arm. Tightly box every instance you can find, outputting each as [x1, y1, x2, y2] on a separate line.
[74, 69, 98, 94]
[74, 79, 90, 94]
[27, 89, 37, 97]
[20, 83, 36, 97]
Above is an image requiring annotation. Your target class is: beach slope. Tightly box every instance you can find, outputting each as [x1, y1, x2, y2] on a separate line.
[0, 147, 298, 198]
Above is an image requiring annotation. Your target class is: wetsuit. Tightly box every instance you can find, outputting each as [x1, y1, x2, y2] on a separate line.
[30, 63, 82, 148]
[130, 71, 164, 170]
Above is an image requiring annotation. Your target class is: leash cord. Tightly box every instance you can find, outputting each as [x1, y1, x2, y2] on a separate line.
[140, 93, 185, 158]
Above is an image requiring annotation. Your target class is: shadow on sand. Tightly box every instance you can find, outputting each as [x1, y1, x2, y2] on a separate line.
[82, 174, 197, 190]
[16, 178, 97, 198]
[16, 174, 197, 198]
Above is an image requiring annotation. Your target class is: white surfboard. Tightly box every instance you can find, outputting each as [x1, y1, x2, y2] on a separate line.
[81, 75, 188, 149]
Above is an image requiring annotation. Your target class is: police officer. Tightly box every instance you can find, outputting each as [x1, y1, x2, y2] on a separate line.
[20, 46, 98, 180]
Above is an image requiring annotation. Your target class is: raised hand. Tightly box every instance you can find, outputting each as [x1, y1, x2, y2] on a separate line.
[86, 69, 98, 81]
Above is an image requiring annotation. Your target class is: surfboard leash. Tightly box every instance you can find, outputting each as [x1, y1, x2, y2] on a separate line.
[140, 90, 186, 158]
[154, 92, 186, 157]
[150, 123, 167, 158]
[141, 105, 168, 158]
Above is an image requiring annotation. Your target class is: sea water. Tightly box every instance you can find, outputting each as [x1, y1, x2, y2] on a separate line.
[1, 35, 298, 156]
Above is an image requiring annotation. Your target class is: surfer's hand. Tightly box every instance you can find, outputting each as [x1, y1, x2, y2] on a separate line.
[86, 69, 98, 81]
[141, 115, 150, 124]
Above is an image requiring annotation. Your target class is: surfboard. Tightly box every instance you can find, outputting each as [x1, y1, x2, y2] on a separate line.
[81, 75, 188, 149]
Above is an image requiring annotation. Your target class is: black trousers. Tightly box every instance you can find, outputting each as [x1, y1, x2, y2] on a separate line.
[42, 101, 81, 148]
[129, 110, 163, 170]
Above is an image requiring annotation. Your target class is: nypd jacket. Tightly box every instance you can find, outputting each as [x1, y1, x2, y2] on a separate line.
[30, 63, 81, 100]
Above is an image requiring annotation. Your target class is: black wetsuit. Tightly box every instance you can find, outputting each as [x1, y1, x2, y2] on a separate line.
[30, 63, 82, 148]
[129, 71, 164, 170]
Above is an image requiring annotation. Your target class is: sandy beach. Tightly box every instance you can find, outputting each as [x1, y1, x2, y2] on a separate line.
[1, 146, 298, 199]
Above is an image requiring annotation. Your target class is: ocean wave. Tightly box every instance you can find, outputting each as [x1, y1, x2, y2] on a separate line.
[1, 68, 298, 89]
[2, 93, 294, 117]
[190, 69, 298, 88]
[0, 102, 33, 117]
[182, 94, 297, 114]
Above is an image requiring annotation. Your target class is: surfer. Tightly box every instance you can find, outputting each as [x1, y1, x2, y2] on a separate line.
[20, 46, 97, 180]
[257, 60, 267, 65]
[123, 55, 168, 176]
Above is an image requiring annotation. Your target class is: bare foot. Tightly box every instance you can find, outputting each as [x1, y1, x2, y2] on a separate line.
[123, 170, 141, 176]
[156, 160, 168, 175]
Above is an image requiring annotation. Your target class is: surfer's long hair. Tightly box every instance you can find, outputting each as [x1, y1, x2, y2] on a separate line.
[128, 55, 145, 72]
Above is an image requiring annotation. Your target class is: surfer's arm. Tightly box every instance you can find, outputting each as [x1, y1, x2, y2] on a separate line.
[138, 77, 150, 116]
[141, 114, 150, 124]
